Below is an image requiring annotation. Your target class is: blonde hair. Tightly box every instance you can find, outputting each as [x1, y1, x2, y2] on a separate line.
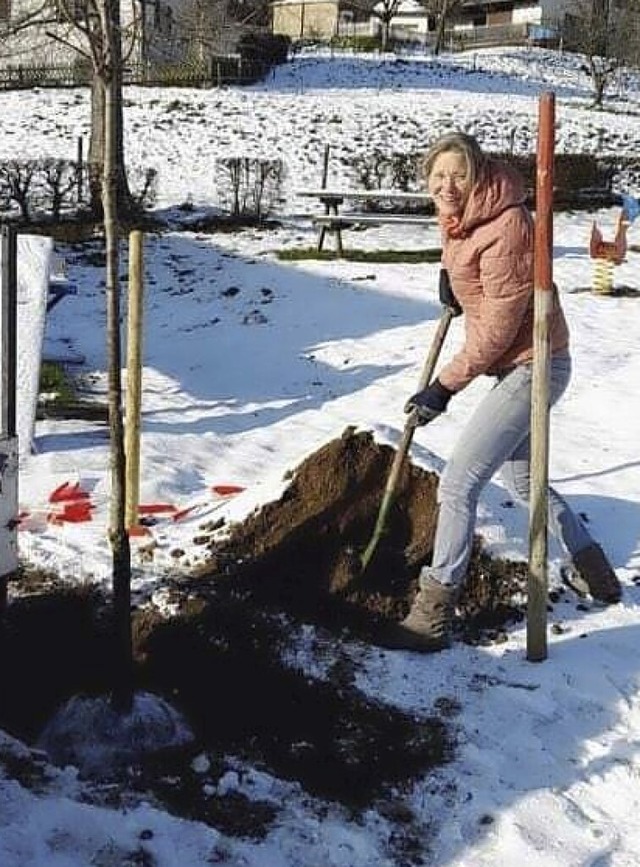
[421, 132, 488, 189]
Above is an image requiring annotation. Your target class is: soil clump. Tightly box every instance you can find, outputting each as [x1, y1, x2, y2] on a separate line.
[195, 427, 529, 643]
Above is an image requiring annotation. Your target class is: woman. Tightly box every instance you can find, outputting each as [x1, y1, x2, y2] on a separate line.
[386, 132, 621, 653]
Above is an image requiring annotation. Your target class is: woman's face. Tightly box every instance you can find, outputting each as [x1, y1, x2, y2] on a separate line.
[428, 151, 471, 218]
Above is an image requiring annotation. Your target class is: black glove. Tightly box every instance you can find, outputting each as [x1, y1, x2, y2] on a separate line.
[439, 269, 462, 316]
[404, 379, 453, 426]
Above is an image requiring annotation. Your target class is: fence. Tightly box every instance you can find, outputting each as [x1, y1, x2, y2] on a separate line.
[443, 22, 560, 52]
[0, 57, 270, 91]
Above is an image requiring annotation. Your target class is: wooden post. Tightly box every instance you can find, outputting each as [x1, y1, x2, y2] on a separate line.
[0, 226, 19, 623]
[0, 227, 17, 440]
[76, 136, 84, 204]
[321, 144, 330, 188]
[317, 144, 331, 252]
[527, 91, 555, 663]
[125, 230, 144, 530]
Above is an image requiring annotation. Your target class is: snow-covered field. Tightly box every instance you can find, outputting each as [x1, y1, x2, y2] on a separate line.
[2, 48, 640, 212]
[2, 47, 640, 867]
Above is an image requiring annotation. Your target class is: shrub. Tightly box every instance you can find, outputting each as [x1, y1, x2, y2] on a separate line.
[330, 35, 380, 53]
[237, 33, 291, 65]
[347, 150, 424, 210]
[0, 158, 159, 225]
[215, 157, 286, 219]
[343, 148, 631, 212]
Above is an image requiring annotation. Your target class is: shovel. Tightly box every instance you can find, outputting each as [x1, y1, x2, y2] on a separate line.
[360, 305, 455, 572]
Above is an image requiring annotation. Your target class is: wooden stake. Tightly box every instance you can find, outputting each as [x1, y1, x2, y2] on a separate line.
[125, 230, 144, 529]
[317, 145, 331, 252]
[321, 144, 330, 188]
[76, 136, 84, 204]
[527, 92, 555, 663]
[0, 226, 18, 620]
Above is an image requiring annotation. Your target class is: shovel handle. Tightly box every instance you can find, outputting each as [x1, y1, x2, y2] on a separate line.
[414, 306, 455, 392]
[360, 306, 454, 571]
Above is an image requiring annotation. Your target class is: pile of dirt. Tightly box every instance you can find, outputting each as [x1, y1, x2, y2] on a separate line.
[193, 427, 529, 643]
[0, 428, 532, 843]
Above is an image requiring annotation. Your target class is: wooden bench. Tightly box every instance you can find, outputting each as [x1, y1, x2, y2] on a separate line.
[297, 189, 434, 256]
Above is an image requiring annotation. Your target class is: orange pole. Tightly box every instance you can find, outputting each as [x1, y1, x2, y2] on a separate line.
[527, 91, 555, 662]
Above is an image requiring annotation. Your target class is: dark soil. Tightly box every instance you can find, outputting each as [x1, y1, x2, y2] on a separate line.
[194, 427, 529, 640]
[0, 428, 534, 856]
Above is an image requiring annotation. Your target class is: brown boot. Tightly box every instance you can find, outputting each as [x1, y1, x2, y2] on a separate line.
[565, 543, 621, 603]
[380, 576, 457, 652]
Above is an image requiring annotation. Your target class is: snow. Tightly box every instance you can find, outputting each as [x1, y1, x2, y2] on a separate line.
[1, 234, 52, 460]
[2, 46, 640, 866]
[38, 692, 195, 779]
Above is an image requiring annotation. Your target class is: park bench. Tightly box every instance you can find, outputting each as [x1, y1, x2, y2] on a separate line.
[297, 189, 434, 256]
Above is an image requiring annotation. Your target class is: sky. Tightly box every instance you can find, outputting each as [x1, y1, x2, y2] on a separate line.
[2, 46, 640, 866]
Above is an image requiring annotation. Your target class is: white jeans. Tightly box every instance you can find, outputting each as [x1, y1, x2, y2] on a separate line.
[422, 353, 593, 590]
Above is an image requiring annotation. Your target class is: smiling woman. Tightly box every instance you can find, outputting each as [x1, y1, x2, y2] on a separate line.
[424, 137, 476, 219]
[382, 130, 622, 653]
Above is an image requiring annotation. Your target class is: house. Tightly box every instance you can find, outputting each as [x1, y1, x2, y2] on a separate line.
[271, 0, 375, 42]
[271, 0, 578, 47]
[444, 0, 571, 48]
[383, 0, 435, 44]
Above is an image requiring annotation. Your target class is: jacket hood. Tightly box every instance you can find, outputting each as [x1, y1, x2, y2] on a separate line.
[459, 159, 527, 234]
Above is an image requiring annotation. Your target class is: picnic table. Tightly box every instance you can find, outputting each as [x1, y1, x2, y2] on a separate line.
[297, 189, 434, 255]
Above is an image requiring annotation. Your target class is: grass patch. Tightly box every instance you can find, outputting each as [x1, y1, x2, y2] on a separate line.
[39, 361, 75, 403]
[277, 247, 442, 263]
[37, 363, 108, 421]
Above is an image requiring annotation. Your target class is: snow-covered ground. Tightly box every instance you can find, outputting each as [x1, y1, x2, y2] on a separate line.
[1, 47, 640, 866]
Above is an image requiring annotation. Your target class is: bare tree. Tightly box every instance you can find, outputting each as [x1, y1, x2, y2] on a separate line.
[370, 0, 401, 51]
[418, 0, 463, 55]
[0, 0, 53, 48]
[175, 0, 232, 62]
[564, 0, 640, 109]
[228, 0, 270, 27]
[2, 0, 135, 212]
[58, 1, 137, 212]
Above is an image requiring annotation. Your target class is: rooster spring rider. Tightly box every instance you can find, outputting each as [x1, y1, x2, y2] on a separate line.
[589, 195, 639, 294]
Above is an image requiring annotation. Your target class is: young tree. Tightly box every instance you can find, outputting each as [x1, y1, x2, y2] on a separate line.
[5, 0, 135, 710]
[58, 0, 133, 709]
[94, 0, 133, 713]
[4, 5, 197, 768]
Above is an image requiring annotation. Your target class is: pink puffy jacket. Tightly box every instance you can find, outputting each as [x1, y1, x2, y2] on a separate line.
[437, 159, 569, 394]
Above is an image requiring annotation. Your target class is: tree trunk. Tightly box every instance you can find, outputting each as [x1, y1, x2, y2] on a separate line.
[101, 0, 133, 714]
[588, 57, 607, 109]
[381, 19, 390, 51]
[434, 0, 450, 55]
[592, 0, 609, 56]
[89, 69, 133, 217]
[89, 77, 106, 214]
